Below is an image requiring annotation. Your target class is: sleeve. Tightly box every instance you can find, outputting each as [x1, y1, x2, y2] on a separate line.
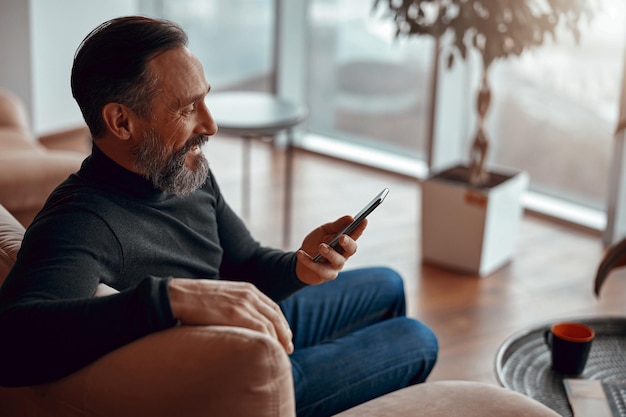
[0, 208, 178, 387]
[206, 173, 307, 301]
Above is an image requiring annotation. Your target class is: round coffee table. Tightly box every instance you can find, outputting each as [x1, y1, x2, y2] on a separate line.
[495, 316, 626, 416]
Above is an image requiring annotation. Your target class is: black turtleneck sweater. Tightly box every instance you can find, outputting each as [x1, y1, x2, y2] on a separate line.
[0, 144, 303, 387]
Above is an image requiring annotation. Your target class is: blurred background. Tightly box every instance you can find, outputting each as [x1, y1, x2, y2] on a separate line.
[2, 0, 626, 237]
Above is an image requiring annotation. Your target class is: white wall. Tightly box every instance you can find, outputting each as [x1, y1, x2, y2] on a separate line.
[0, 1, 33, 116]
[0, 0, 139, 135]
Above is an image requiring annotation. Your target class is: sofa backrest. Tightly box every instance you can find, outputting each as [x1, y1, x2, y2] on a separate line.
[0, 203, 25, 287]
[0, 88, 41, 153]
[0, 88, 30, 133]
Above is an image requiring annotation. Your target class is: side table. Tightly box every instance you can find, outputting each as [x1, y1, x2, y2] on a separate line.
[205, 92, 308, 248]
[495, 316, 626, 416]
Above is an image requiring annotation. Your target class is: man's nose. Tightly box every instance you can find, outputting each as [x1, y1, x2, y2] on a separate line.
[197, 100, 218, 136]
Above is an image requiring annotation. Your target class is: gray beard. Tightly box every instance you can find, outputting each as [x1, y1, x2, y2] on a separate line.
[132, 128, 210, 196]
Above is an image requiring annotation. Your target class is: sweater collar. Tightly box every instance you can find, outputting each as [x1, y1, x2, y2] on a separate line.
[79, 144, 170, 202]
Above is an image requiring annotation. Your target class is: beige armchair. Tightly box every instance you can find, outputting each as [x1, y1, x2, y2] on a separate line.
[0, 201, 560, 416]
[0, 88, 89, 227]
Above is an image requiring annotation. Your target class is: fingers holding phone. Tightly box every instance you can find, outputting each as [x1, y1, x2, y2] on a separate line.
[312, 188, 387, 263]
[315, 218, 365, 260]
[296, 217, 365, 285]
[295, 188, 388, 285]
[298, 215, 355, 261]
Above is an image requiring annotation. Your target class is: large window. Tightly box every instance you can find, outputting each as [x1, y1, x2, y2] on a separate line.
[486, 1, 626, 213]
[141, 0, 276, 93]
[307, 0, 435, 161]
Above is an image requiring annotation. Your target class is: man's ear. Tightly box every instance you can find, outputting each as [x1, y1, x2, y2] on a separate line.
[101, 103, 134, 140]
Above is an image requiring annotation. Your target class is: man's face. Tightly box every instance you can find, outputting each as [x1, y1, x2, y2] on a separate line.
[131, 47, 217, 195]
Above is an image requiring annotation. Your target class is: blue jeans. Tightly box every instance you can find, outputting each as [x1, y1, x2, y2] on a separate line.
[279, 267, 438, 417]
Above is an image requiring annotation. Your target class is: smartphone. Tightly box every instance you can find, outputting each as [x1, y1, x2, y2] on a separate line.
[312, 188, 389, 263]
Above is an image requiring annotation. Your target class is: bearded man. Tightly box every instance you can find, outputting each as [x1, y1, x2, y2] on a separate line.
[0, 16, 438, 417]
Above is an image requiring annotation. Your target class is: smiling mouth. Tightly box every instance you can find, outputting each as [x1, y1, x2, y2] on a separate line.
[184, 136, 209, 155]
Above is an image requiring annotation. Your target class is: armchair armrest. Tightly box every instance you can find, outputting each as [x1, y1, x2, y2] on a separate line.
[0, 151, 85, 226]
[38, 125, 91, 154]
[0, 325, 295, 417]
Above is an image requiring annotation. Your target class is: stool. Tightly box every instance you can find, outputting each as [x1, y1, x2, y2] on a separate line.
[205, 92, 308, 248]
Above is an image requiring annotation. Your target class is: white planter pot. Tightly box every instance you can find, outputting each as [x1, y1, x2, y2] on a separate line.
[421, 165, 529, 276]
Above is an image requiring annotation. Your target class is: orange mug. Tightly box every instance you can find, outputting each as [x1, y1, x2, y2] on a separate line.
[544, 322, 595, 375]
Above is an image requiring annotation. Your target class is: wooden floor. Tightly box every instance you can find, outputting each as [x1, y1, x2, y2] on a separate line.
[205, 135, 626, 385]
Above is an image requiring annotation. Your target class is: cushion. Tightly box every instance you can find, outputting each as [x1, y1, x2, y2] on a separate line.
[0, 203, 25, 286]
[334, 380, 560, 417]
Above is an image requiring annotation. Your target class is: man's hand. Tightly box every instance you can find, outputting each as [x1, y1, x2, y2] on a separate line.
[295, 215, 367, 285]
[168, 279, 293, 354]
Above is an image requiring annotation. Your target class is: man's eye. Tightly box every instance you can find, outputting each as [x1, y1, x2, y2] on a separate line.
[182, 105, 195, 115]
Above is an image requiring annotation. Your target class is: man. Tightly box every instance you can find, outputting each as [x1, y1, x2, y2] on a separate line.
[0, 16, 438, 417]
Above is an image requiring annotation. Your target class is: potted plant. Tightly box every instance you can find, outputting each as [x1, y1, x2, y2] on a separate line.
[374, 0, 596, 275]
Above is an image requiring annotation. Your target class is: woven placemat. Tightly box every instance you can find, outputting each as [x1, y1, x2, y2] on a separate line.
[495, 317, 626, 416]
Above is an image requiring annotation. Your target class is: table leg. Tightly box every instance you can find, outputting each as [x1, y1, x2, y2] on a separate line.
[242, 136, 251, 220]
[283, 129, 293, 249]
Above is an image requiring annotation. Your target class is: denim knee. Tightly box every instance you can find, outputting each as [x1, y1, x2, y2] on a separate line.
[363, 266, 407, 316]
[396, 317, 439, 383]
[371, 266, 404, 289]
